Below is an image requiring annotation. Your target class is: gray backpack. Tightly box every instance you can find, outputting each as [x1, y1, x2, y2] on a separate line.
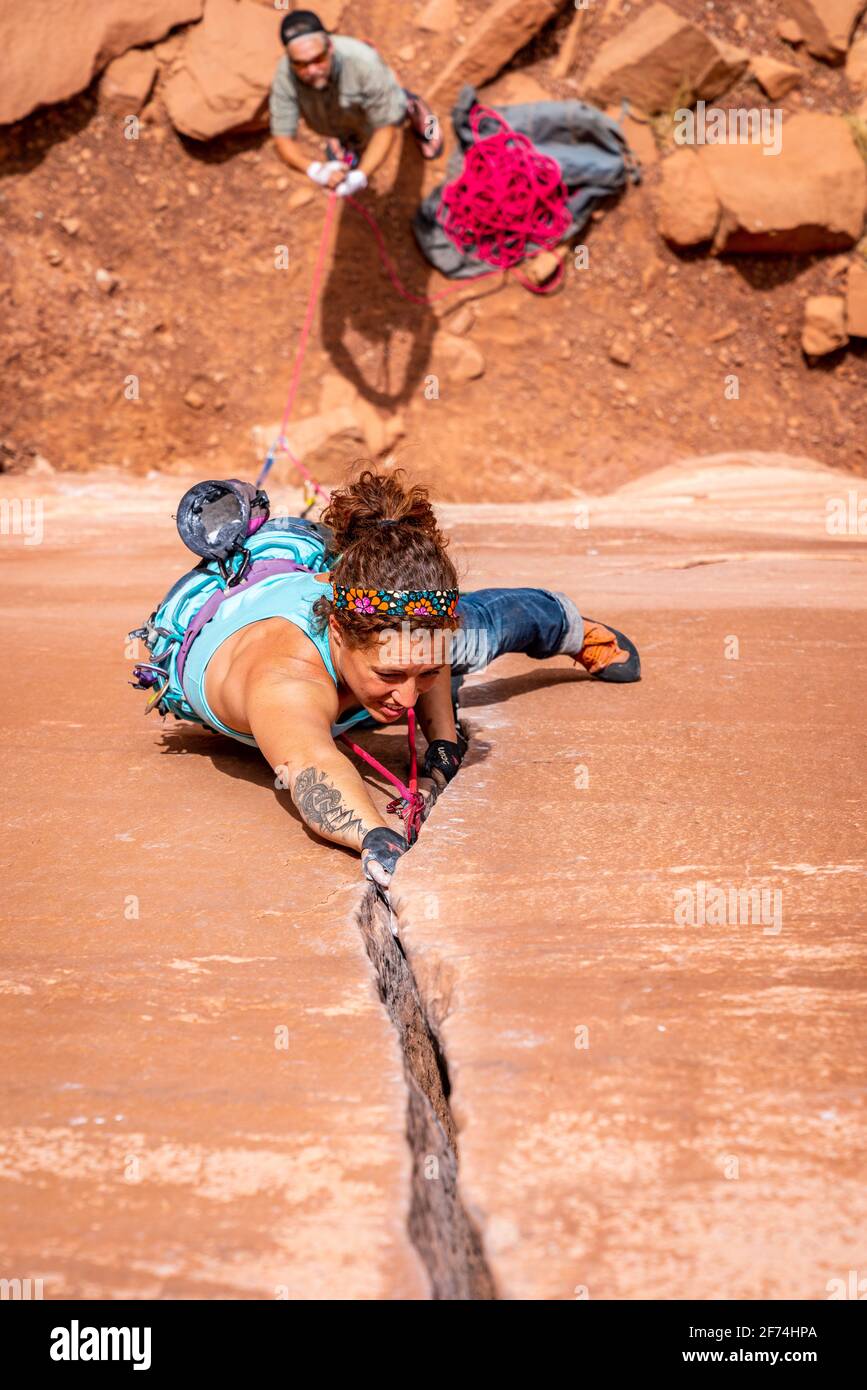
[413, 85, 641, 278]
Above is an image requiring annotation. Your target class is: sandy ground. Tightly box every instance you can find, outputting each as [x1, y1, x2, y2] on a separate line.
[1, 451, 865, 1299]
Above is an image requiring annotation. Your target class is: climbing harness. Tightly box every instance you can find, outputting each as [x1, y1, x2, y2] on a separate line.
[128, 515, 331, 725]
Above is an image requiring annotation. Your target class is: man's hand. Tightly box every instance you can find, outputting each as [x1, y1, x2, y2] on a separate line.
[361, 826, 408, 889]
[335, 168, 368, 198]
[306, 159, 344, 187]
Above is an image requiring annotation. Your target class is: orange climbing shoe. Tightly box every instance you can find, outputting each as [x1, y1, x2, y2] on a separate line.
[573, 619, 641, 683]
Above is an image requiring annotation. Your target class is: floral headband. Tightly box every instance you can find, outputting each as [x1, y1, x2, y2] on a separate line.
[333, 585, 460, 620]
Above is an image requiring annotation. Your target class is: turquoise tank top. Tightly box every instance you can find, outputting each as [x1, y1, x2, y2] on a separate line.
[182, 568, 372, 747]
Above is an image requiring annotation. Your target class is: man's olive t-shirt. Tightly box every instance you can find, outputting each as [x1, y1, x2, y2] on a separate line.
[269, 35, 407, 146]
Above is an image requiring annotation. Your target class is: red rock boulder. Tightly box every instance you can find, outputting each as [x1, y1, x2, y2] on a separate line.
[847, 258, 867, 335]
[699, 113, 867, 253]
[0, 0, 203, 125]
[656, 150, 720, 246]
[162, 0, 284, 140]
[100, 49, 159, 113]
[582, 2, 748, 114]
[802, 294, 848, 354]
[428, 0, 563, 106]
[780, 0, 866, 62]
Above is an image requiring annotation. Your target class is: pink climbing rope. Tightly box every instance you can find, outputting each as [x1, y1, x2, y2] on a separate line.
[255, 191, 338, 502]
[259, 108, 571, 491]
[340, 706, 425, 845]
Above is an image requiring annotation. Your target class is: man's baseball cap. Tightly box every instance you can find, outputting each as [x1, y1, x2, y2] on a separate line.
[280, 10, 327, 46]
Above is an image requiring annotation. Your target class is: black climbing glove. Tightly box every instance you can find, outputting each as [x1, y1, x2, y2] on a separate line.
[361, 827, 409, 889]
[422, 738, 463, 788]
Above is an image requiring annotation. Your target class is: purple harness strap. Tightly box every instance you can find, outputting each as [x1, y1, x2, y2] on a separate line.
[176, 558, 314, 692]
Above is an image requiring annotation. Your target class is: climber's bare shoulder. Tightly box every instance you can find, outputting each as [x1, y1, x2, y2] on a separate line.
[206, 615, 338, 739]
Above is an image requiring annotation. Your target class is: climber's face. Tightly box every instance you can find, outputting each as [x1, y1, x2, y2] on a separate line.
[330, 620, 449, 724]
[287, 34, 333, 90]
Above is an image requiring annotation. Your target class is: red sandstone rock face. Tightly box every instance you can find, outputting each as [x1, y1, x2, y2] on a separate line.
[1, 455, 866, 1298]
[697, 113, 867, 254]
[162, 0, 284, 141]
[582, 2, 747, 114]
[0, 474, 427, 1299]
[0, 0, 204, 125]
[396, 454, 867, 1299]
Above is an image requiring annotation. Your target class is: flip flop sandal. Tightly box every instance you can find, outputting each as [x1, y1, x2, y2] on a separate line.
[577, 619, 641, 683]
[405, 92, 444, 159]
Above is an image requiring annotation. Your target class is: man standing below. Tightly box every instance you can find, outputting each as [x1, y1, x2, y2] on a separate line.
[269, 9, 443, 197]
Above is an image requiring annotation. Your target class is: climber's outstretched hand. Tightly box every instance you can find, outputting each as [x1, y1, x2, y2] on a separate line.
[306, 159, 344, 189]
[361, 827, 408, 889]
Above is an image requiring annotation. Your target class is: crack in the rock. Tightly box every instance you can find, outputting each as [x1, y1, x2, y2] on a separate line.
[356, 882, 497, 1300]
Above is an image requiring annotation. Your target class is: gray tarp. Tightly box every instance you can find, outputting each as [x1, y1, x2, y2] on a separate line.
[413, 85, 641, 278]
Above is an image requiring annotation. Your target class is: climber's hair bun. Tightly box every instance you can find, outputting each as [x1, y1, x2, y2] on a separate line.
[320, 466, 447, 553]
[311, 465, 460, 647]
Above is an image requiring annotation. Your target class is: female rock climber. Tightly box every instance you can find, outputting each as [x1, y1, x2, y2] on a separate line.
[130, 468, 639, 892]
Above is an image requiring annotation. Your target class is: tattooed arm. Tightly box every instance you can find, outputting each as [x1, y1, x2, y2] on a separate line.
[244, 667, 388, 853]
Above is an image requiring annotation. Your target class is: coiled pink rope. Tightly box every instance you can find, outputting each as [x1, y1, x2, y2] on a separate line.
[438, 105, 571, 270]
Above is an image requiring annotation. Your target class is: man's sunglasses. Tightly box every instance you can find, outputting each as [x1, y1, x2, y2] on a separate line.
[289, 43, 330, 70]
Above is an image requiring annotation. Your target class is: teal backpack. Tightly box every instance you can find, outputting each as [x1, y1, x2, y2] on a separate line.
[128, 489, 334, 726]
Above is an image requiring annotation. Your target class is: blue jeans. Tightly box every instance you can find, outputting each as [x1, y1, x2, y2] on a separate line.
[449, 587, 574, 711]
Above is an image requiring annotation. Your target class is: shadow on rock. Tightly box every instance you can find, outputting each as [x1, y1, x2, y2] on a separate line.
[460, 666, 595, 709]
[320, 136, 437, 409]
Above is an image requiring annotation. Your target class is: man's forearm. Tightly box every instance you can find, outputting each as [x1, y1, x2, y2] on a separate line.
[273, 134, 314, 174]
[359, 123, 400, 179]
